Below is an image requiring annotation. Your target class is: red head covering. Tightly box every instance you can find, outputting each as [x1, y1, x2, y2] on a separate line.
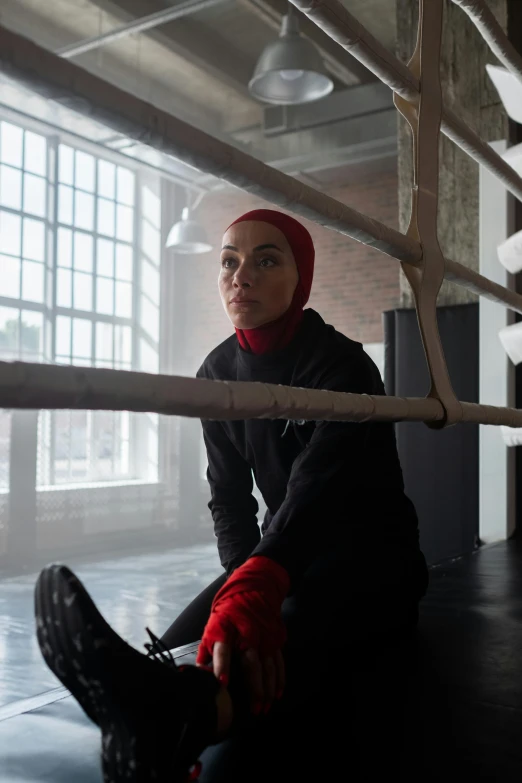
[225, 209, 315, 355]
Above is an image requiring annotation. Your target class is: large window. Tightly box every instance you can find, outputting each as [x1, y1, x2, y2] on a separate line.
[54, 144, 135, 366]
[0, 118, 161, 487]
[0, 122, 48, 362]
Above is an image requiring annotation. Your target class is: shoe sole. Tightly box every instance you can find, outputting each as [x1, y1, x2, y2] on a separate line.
[34, 564, 181, 783]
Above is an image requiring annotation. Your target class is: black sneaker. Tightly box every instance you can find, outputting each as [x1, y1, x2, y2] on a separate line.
[34, 564, 221, 783]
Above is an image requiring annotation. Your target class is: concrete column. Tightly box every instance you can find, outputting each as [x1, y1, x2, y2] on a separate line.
[396, 0, 509, 307]
[7, 410, 38, 566]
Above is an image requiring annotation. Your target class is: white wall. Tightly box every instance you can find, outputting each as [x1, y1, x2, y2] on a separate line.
[479, 139, 516, 543]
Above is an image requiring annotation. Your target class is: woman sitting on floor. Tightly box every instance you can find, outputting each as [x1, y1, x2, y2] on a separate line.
[35, 209, 429, 782]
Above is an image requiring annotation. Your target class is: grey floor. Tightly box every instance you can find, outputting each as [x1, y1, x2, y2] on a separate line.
[0, 543, 222, 708]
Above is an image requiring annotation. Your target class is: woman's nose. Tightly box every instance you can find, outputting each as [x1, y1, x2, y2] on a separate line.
[233, 263, 254, 288]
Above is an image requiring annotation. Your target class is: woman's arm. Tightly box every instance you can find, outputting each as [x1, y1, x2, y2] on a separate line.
[250, 356, 389, 585]
[202, 419, 261, 575]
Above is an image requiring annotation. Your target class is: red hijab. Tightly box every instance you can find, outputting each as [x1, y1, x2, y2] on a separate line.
[226, 209, 315, 355]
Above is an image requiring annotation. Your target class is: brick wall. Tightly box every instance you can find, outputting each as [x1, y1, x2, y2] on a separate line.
[180, 162, 400, 373]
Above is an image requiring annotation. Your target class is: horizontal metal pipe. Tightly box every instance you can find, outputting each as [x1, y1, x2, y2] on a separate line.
[291, 0, 522, 204]
[451, 0, 522, 83]
[1, 26, 522, 314]
[0, 101, 207, 193]
[57, 0, 228, 59]
[1, 361, 522, 428]
[0, 25, 422, 264]
[444, 257, 522, 315]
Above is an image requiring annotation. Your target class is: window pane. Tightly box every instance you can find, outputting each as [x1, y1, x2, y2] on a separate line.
[0, 122, 23, 168]
[56, 315, 71, 357]
[148, 426, 158, 468]
[58, 184, 73, 225]
[115, 325, 132, 364]
[120, 438, 130, 474]
[0, 164, 22, 209]
[23, 173, 46, 217]
[73, 272, 93, 311]
[72, 356, 92, 367]
[96, 238, 114, 277]
[141, 220, 160, 263]
[75, 151, 95, 192]
[72, 318, 92, 358]
[0, 306, 19, 355]
[115, 281, 132, 318]
[58, 145, 74, 185]
[139, 338, 158, 373]
[60, 411, 88, 482]
[57, 227, 73, 268]
[22, 217, 45, 262]
[74, 190, 94, 231]
[73, 231, 93, 272]
[97, 159, 115, 199]
[141, 258, 159, 305]
[116, 204, 133, 242]
[121, 410, 130, 440]
[0, 254, 20, 298]
[140, 296, 159, 342]
[20, 310, 43, 357]
[24, 131, 47, 176]
[96, 198, 115, 236]
[0, 210, 21, 256]
[96, 277, 114, 315]
[22, 260, 45, 302]
[142, 185, 161, 229]
[57, 268, 72, 308]
[117, 167, 134, 205]
[94, 411, 114, 473]
[96, 322, 113, 362]
[115, 243, 133, 281]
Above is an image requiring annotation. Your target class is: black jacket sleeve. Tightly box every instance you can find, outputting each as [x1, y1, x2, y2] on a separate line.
[202, 418, 261, 576]
[251, 357, 375, 585]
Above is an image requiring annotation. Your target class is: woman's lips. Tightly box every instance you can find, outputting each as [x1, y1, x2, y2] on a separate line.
[230, 299, 259, 305]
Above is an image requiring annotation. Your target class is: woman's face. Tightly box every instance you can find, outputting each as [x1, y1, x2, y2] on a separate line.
[219, 221, 299, 329]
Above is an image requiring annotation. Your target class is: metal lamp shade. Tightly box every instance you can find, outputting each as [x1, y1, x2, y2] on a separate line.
[165, 208, 212, 254]
[249, 14, 333, 105]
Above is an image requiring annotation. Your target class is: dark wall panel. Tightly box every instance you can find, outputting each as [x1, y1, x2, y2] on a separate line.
[383, 304, 479, 565]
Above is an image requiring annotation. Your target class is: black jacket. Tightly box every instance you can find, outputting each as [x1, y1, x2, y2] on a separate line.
[197, 309, 421, 587]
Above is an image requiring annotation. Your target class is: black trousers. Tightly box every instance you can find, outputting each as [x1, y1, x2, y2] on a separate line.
[160, 543, 429, 782]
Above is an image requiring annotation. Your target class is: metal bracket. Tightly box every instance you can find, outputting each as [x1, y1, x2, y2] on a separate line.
[394, 0, 463, 428]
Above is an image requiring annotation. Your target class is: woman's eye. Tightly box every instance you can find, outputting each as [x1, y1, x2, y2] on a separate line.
[259, 257, 275, 267]
[221, 258, 235, 269]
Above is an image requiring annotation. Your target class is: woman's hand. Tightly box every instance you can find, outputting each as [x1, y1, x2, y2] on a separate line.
[196, 556, 291, 716]
[212, 640, 285, 714]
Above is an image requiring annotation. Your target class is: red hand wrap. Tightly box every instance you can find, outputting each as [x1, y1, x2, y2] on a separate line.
[196, 556, 290, 665]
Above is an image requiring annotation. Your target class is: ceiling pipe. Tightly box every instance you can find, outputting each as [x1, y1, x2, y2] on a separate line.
[56, 0, 229, 59]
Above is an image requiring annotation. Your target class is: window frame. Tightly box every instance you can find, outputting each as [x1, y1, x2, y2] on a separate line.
[0, 112, 163, 489]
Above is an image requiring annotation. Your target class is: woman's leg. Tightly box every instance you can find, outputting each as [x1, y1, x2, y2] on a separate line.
[34, 564, 228, 783]
[34, 546, 426, 782]
[160, 572, 226, 650]
[198, 545, 426, 782]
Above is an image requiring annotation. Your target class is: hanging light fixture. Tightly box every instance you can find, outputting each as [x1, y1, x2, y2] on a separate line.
[249, 3, 333, 105]
[165, 192, 212, 254]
